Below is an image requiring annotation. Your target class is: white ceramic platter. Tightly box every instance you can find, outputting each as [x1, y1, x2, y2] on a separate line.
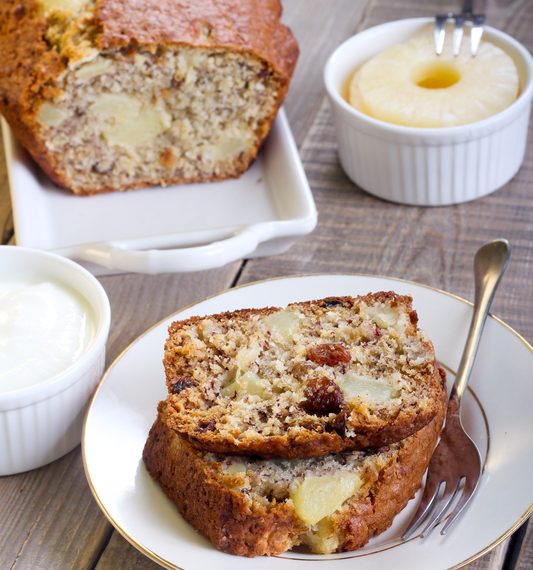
[2, 110, 316, 275]
[83, 275, 533, 570]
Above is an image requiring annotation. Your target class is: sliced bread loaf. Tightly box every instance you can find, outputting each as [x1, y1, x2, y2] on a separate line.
[143, 381, 446, 556]
[163, 292, 446, 458]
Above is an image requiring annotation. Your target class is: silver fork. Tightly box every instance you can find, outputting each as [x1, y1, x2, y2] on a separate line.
[434, 0, 486, 56]
[402, 239, 511, 540]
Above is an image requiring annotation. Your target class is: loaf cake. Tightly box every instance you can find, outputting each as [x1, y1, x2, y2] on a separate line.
[143, 381, 446, 556]
[0, 0, 298, 194]
[163, 292, 446, 458]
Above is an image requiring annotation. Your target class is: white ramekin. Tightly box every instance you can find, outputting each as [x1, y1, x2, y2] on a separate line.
[324, 18, 533, 206]
[0, 246, 111, 475]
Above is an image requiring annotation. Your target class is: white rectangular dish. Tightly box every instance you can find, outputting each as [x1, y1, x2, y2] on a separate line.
[2, 109, 316, 275]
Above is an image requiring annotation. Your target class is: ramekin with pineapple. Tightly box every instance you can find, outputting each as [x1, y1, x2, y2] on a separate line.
[324, 18, 533, 206]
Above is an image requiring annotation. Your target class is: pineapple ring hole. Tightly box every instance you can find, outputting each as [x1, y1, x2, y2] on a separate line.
[413, 62, 461, 89]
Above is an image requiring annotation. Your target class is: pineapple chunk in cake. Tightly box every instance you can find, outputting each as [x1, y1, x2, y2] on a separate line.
[290, 473, 363, 525]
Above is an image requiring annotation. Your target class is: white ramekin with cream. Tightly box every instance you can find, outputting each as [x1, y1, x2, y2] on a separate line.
[0, 246, 110, 475]
[324, 18, 533, 205]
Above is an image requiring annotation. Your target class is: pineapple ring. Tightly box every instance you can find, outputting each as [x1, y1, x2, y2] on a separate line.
[349, 33, 519, 128]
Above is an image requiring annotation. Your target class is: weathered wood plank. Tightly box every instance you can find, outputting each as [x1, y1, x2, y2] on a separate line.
[516, 519, 533, 570]
[95, 533, 161, 570]
[281, 0, 371, 145]
[0, 449, 109, 570]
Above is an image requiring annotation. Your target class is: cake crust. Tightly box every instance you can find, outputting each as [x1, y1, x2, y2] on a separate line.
[0, 1, 65, 187]
[143, 410, 303, 556]
[95, 0, 298, 78]
[163, 292, 446, 459]
[143, 377, 446, 556]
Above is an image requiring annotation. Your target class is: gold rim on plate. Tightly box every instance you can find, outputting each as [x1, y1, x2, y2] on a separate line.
[81, 273, 533, 570]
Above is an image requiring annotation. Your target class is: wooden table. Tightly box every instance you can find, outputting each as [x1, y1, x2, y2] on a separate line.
[1, 1, 532, 568]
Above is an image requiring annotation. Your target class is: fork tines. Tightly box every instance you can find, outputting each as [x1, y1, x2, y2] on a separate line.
[435, 12, 486, 57]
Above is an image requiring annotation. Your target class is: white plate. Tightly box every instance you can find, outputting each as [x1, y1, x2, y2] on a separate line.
[2, 110, 316, 275]
[83, 275, 533, 570]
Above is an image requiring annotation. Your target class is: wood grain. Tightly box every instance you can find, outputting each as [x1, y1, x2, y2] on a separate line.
[0, 449, 109, 570]
[281, 0, 370, 145]
[516, 520, 533, 570]
[95, 533, 161, 570]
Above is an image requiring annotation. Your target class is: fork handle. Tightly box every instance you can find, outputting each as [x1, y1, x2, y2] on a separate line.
[452, 239, 511, 404]
[462, 0, 474, 15]
[462, 0, 487, 17]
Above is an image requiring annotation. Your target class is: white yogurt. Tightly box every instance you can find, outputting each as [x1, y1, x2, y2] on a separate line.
[0, 278, 94, 393]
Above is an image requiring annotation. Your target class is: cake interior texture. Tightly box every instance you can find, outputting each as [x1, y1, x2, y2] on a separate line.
[204, 441, 400, 554]
[163, 293, 443, 456]
[38, 46, 284, 192]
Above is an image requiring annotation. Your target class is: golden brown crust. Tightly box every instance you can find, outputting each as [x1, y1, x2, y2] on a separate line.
[95, 0, 298, 79]
[142, 380, 446, 556]
[0, 0, 298, 194]
[163, 292, 446, 459]
[0, 1, 66, 184]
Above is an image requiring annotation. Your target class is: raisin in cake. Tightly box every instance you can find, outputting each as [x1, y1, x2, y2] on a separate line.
[143, 383, 446, 556]
[0, 0, 298, 194]
[163, 292, 446, 458]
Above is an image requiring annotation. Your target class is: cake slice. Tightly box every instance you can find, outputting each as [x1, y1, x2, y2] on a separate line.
[143, 381, 446, 556]
[0, 0, 298, 194]
[163, 292, 446, 458]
